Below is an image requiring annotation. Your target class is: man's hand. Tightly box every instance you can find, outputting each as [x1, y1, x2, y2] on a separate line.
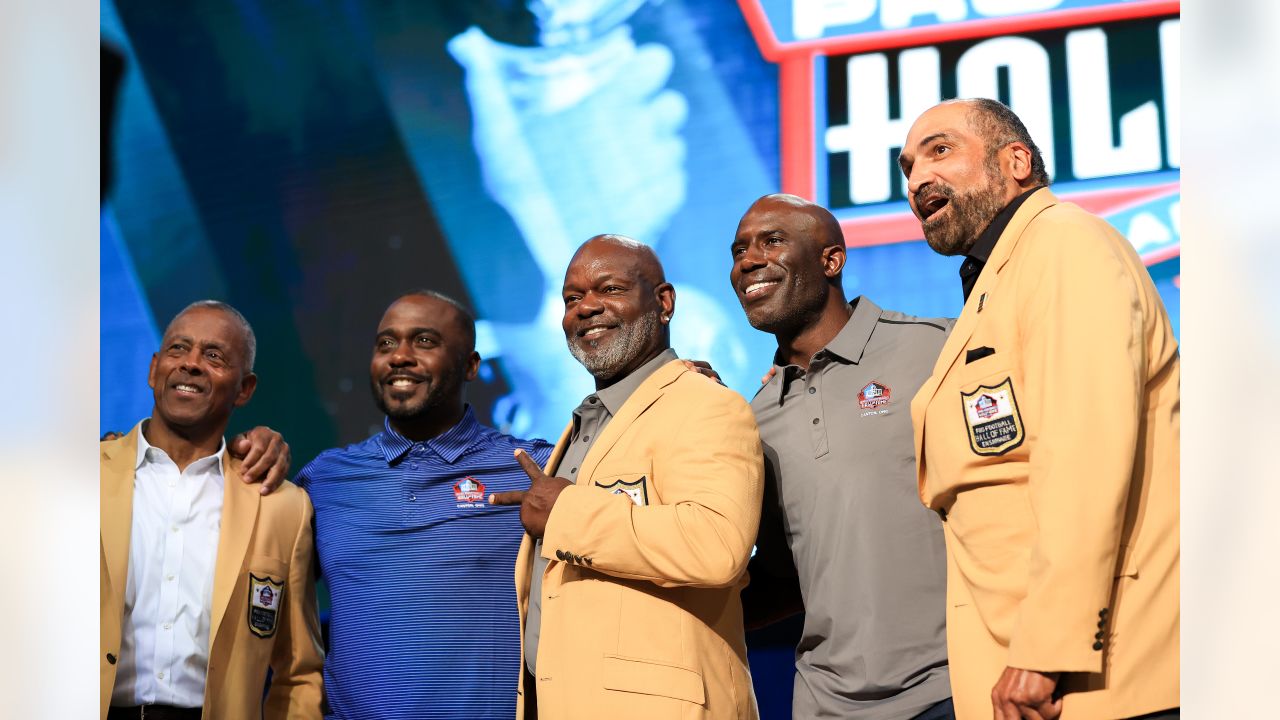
[228, 426, 292, 495]
[683, 359, 723, 385]
[991, 667, 1061, 720]
[761, 366, 777, 385]
[489, 449, 573, 538]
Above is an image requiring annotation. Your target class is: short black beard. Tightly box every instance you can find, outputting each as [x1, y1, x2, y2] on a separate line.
[370, 377, 439, 423]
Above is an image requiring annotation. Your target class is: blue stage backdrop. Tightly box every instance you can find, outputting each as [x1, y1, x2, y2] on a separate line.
[101, 1, 1179, 716]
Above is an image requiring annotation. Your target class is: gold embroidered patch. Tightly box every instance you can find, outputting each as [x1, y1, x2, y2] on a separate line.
[960, 378, 1025, 456]
[248, 573, 285, 638]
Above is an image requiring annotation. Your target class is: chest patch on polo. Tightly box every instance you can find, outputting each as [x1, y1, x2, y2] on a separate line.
[596, 476, 648, 506]
[857, 380, 892, 410]
[960, 378, 1025, 455]
[248, 573, 285, 638]
[453, 475, 487, 508]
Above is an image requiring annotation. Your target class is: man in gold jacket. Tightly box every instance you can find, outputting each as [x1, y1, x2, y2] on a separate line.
[492, 235, 764, 720]
[101, 301, 323, 719]
[901, 100, 1179, 720]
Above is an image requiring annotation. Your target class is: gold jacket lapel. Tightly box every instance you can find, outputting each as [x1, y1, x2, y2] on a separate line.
[544, 423, 573, 475]
[913, 188, 1061, 482]
[100, 427, 140, 604]
[576, 359, 684, 484]
[210, 456, 260, 647]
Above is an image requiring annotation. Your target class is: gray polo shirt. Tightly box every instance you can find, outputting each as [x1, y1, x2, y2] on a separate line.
[524, 348, 679, 675]
[750, 297, 953, 719]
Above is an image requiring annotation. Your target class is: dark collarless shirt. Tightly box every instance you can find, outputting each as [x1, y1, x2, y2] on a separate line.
[960, 185, 1046, 302]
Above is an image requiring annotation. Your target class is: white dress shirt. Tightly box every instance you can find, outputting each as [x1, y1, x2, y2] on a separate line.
[110, 420, 225, 708]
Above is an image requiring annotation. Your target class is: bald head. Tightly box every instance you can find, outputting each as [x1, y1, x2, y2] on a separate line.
[571, 234, 667, 288]
[561, 234, 675, 387]
[743, 194, 845, 254]
[393, 289, 477, 355]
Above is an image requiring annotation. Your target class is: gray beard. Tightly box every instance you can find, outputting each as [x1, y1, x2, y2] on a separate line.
[568, 309, 661, 380]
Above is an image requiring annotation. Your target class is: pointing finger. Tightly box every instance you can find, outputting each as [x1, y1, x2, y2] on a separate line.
[489, 490, 527, 506]
[513, 449, 545, 480]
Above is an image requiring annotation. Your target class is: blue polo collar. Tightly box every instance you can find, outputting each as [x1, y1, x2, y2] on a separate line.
[376, 405, 482, 466]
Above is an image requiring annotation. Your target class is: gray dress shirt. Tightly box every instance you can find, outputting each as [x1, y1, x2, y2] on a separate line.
[750, 297, 953, 719]
[524, 348, 679, 675]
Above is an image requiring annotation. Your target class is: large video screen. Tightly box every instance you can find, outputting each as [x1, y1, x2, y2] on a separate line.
[101, 0, 1179, 464]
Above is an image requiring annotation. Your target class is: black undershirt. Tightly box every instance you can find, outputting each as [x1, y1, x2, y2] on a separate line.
[959, 186, 1045, 302]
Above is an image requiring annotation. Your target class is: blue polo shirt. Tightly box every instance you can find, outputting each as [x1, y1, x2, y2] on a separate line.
[296, 407, 553, 719]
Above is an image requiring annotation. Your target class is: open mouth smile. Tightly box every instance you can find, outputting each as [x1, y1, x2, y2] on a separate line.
[577, 324, 617, 339]
[384, 373, 425, 389]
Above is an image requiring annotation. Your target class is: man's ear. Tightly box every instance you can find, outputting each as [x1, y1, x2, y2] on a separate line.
[822, 243, 847, 280]
[655, 282, 676, 323]
[147, 353, 159, 390]
[233, 372, 258, 408]
[464, 351, 481, 382]
[1006, 142, 1033, 183]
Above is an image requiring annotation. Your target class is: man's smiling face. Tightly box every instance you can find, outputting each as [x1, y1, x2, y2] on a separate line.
[730, 197, 833, 335]
[561, 238, 672, 383]
[369, 295, 476, 423]
[148, 306, 255, 432]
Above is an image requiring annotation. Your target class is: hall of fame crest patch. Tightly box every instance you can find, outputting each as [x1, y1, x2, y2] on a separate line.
[454, 476, 486, 508]
[857, 380, 892, 410]
[248, 573, 285, 638]
[595, 476, 649, 507]
[960, 378, 1025, 456]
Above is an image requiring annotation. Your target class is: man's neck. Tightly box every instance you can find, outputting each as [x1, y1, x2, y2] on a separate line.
[143, 416, 226, 472]
[594, 345, 669, 391]
[774, 293, 853, 370]
[389, 401, 466, 443]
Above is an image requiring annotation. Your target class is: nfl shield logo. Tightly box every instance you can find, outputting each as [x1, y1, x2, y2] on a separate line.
[596, 476, 649, 506]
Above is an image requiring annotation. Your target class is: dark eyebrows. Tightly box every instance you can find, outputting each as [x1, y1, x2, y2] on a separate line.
[375, 326, 440, 339]
[732, 228, 784, 248]
[918, 131, 954, 149]
[898, 131, 955, 175]
[563, 272, 631, 295]
[163, 335, 229, 359]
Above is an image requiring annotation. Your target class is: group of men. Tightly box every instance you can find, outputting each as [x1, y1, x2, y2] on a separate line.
[101, 99, 1179, 720]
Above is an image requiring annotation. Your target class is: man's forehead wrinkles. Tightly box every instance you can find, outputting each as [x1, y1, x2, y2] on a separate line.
[917, 131, 954, 148]
[380, 324, 437, 334]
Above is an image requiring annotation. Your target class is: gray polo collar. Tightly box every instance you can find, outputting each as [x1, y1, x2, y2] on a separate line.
[765, 296, 882, 404]
[591, 347, 680, 417]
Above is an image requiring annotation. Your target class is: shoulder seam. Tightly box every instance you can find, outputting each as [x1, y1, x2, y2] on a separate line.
[876, 317, 948, 332]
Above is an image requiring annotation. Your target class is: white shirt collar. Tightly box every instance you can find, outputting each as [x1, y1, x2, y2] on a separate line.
[134, 418, 227, 477]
